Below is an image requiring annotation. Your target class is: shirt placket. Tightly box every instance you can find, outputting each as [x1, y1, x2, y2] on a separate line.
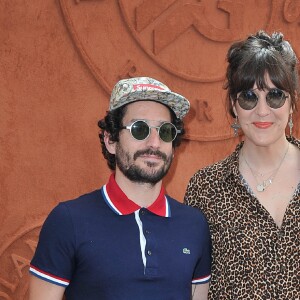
[135, 208, 158, 277]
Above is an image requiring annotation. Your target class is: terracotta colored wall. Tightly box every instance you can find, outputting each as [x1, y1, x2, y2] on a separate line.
[1, 0, 300, 298]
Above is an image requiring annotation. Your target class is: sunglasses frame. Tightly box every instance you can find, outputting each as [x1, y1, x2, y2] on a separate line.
[121, 120, 181, 143]
[236, 88, 289, 110]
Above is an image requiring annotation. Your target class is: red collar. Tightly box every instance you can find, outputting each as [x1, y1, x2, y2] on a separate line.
[102, 174, 171, 217]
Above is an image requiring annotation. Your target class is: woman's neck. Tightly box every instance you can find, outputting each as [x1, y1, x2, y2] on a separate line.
[241, 138, 290, 170]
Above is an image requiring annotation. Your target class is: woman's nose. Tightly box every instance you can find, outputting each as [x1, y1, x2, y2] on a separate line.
[255, 95, 271, 116]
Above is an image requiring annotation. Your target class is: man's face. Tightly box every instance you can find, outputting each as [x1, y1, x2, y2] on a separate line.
[114, 101, 174, 185]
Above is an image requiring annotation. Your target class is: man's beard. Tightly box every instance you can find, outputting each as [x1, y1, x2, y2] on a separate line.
[115, 145, 173, 185]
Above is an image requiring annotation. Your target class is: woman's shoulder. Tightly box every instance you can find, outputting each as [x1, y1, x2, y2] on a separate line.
[193, 151, 237, 179]
[288, 136, 300, 148]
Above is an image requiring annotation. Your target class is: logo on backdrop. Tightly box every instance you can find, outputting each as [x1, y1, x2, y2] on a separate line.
[0, 224, 41, 299]
[58, 0, 300, 141]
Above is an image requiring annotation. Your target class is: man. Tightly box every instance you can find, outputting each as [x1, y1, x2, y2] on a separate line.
[29, 77, 211, 300]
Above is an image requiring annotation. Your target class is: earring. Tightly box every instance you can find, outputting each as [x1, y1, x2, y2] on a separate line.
[288, 113, 293, 137]
[231, 116, 241, 137]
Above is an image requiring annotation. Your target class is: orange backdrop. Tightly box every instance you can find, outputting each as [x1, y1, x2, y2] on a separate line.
[1, 0, 300, 298]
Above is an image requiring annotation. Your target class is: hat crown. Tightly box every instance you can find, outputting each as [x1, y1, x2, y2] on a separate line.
[109, 77, 190, 119]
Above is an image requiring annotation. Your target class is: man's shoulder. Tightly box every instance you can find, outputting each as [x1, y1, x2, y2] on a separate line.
[57, 188, 105, 214]
[44, 188, 110, 228]
[167, 196, 207, 221]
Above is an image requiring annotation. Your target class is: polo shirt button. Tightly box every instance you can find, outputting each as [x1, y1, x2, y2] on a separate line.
[147, 250, 152, 256]
[141, 210, 146, 215]
[145, 230, 150, 234]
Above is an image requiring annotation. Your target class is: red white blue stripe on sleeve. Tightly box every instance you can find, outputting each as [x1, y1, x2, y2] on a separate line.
[29, 265, 70, 287]
[192, 274, 211, 284]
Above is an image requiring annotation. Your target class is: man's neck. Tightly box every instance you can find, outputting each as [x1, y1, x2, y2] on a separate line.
[114, 172, 163, 208]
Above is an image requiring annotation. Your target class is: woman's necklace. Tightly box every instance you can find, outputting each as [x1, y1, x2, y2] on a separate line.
[242, 144, 289, 192]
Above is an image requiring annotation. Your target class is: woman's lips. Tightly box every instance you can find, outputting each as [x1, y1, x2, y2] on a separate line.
[253, 122, 273, 129]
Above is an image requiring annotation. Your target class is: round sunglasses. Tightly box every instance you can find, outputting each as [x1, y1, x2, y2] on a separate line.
[121, 120, 180, 143]
[236, 88, 288, 110]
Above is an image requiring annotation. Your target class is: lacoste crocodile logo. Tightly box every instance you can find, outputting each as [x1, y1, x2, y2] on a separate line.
[183, 248, 190, 254]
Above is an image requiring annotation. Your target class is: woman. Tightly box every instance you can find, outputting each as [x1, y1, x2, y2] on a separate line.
[184, 30, 300, 299]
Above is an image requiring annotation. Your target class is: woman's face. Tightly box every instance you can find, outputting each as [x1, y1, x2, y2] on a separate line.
[233, 74, 292, 147]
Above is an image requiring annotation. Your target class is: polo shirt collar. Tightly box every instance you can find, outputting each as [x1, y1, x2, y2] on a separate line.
[102, 174, 171, 218]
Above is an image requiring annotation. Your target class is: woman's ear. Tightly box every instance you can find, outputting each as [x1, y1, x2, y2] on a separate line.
[231, 99, 238, 117]
[104, 131, 116, 155]
[290, 91, 299, 113]
[290, 92, 298, 114]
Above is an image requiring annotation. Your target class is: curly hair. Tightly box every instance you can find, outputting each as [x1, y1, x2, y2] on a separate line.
[98, 102, 185, 170]
[224, 30, 299, 118]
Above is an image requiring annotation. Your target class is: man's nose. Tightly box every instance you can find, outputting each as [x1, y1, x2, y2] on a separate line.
[145, 127, 161, 147]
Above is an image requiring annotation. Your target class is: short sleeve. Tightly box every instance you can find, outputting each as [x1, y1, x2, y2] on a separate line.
[29, 203, 76, 287]
[192, 213, 212, 284]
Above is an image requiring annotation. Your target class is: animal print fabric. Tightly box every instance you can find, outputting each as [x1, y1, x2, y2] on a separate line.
[184, 137, 300, 300]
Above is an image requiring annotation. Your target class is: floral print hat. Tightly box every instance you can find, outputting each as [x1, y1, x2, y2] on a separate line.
[109, 77, 190, 119]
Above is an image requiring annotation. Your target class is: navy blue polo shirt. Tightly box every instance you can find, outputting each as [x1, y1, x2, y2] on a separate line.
[30, 174, 211, 299]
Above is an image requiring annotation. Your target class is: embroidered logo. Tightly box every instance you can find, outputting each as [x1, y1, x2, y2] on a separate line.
[182, 248, 190, 254]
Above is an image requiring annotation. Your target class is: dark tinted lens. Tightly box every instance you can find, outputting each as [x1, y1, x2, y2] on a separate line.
[266, 89, 286, 109]
[159, 123, 177, 142]
[131, 121, 150, 140]
[237, 90, 258, 110]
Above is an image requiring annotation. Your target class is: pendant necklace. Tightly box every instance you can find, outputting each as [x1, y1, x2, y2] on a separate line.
[242, 143, 289, 192]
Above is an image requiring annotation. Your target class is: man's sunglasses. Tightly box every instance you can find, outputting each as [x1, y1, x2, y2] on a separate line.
[121, 120, 180, 143]
[236, 88, 288, 110]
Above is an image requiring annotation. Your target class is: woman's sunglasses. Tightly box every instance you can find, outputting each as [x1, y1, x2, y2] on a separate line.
[121, 120, 180, 143]
[236, 88, 288, 110]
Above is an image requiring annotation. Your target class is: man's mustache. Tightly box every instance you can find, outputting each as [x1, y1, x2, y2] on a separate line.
[133, 149, 167, 161]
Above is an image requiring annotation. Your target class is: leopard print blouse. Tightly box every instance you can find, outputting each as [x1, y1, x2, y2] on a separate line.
[184, 138, 300, 300]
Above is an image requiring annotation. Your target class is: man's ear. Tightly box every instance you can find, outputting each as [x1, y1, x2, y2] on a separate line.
[104, 131, 116, 155]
